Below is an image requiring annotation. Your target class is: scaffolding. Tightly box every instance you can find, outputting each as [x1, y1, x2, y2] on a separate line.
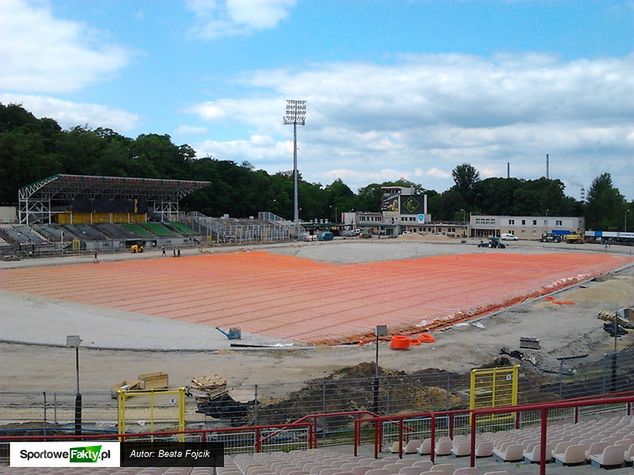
[18, 174, 209, 225]
[184, 211, 305, 244]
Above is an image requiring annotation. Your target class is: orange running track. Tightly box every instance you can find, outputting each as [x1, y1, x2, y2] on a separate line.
[1, 252, 631, 344]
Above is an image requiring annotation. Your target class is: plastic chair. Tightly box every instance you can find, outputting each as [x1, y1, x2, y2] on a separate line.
[398, 467, 428, 475]
[589, 445, 625, 468]
[410, 461, 433, 471]
[554, 444, 586, 466]
[452, 468, 480, 475]
[365, 470, 390, 475]
[428, 463, 454, 475]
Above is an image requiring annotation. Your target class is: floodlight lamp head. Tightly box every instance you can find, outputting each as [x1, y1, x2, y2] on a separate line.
[66, 335, 82, 348]
[283, 99, 307, 125]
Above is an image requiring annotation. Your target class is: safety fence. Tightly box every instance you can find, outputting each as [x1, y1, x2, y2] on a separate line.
[1, 349, 633, 437]
[2, 395, 634, 472]
[357, 394, 634, 475]
[0, 421, 314, 464]
[183, 211, 305, 244]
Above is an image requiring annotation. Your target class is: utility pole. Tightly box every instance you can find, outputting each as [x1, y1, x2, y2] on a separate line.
[283, 100, 307, 239]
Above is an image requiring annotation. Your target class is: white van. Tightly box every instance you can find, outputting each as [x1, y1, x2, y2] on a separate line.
[500, 233, 518, 241]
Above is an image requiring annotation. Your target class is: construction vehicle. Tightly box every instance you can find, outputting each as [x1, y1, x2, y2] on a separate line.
[477, 237, 506, 249]
[564, 233, 584, 244]
[541, 232, 562, 243]
[130, 243, 144, 253]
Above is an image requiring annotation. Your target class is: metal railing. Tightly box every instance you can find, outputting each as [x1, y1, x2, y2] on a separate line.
[183, 211, 304, 244]
[359, 394, 634, 475]
[2, 351, 633, 437]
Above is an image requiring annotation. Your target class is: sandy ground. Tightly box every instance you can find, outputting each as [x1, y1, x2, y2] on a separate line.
[1, 238, 633, 394]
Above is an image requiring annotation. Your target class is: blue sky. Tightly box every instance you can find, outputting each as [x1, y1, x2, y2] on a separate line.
[1, 0, 633, 199]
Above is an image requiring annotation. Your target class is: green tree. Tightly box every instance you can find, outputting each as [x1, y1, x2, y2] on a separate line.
[451, 163, 480, 207]
[585, 173, 627, 229]
[325, 179, 355, 222]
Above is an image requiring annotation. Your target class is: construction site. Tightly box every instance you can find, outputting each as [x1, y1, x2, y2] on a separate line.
[1, 238, 633, 428]
[1, 175, 634, 474]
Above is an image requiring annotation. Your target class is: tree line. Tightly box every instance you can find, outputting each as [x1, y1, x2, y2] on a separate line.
[0, 103, 631, 230]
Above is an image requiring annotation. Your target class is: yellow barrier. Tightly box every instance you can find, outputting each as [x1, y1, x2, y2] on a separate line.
[470, 365, 519, 426]
[117, 387, 186, 441]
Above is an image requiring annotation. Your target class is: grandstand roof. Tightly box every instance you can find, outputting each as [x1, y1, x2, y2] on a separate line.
[18, 174, 210, 201]
[18, 174, 210, 224]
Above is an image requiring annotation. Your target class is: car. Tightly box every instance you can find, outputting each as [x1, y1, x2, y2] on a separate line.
[317, 231, 334, 241]
[541, 232, 562, 243]
[500, 233, 518, 241]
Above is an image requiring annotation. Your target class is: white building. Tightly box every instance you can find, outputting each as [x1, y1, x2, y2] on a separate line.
[470, 215, 585, 239]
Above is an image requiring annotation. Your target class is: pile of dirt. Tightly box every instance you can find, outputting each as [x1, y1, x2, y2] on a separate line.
[253, 363, 470, 424]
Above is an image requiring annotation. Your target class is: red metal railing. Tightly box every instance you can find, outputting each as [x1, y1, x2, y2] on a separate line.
[3, 397, 633, 473]
[293, 410, 379, 449]
[356, 394, 634, 475]
[0, 421, 314, 454]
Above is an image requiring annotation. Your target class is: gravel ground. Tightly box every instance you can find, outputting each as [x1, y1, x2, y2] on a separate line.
[1, 238, 632, 394]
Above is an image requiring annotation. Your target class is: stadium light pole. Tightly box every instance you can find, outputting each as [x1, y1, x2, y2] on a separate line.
[625, 209, 630, 232]
[66, 335, 82, 435]
[283, 99, 307, 238]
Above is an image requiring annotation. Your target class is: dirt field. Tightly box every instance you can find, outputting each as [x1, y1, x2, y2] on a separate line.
[1, 238, 633, 394]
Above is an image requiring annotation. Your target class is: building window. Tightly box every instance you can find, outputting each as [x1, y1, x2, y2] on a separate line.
[509, 219, 515, 225]
[556, 220, 562, 226]
[521, 220, 526, 225]
[533, 220, 537, 225]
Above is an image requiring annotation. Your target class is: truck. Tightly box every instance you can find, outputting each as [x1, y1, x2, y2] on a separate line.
[563, 233, 584, 244]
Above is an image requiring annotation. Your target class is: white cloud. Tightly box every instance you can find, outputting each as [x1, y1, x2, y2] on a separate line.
[175, 124, 208, 135]
[194, 133, 290, 163]
[324, 169, 417, 184]
[415, 168, 452, 179]
[0, 0, 132, 93]
[0, 94, 139, 132]
[187, 53, 634, 196]
[185, 0, 295, 39]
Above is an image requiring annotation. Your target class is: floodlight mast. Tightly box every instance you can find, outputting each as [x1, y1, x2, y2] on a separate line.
[283, 99, 307, 237]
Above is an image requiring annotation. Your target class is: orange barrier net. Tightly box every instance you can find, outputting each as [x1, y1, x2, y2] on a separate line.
[1, 252, 631, 345]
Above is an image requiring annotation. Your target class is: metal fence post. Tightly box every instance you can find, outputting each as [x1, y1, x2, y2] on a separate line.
[53, 393, 57, 425]
[43, 392, 47, 436]
[602, 356, 608, 394]
[611, 352, 618, 393]
[446, 374, 451, 410]
[254, 384, 258, 425]
[322, 381, 327, 414]
[386, 384, 391, 415]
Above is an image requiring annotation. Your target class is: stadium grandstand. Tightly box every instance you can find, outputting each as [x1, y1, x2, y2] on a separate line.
[0, 174, 305, 255]
[1, 394, 634, 473]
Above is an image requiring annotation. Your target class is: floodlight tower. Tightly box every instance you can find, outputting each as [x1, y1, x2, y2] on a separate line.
[283, 99, 307, 236]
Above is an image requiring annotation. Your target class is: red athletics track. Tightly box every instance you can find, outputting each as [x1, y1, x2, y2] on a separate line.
[0, 251, 631, 344]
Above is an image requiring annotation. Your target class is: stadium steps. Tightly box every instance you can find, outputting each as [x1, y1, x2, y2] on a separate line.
[63, 224, 109, 241]
[167, 221, 197, 235]
[141, 222, 178, 237]
[120, 222, 154, 237]
[94, 223, 138, 239]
